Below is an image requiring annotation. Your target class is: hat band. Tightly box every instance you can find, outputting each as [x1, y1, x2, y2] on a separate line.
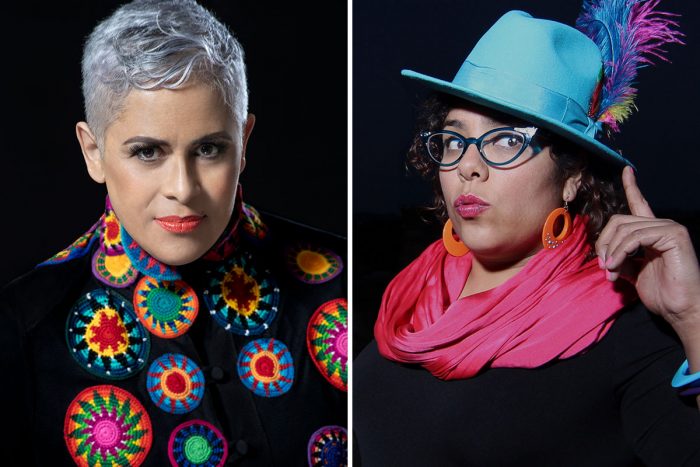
[452, 61, 598, 137]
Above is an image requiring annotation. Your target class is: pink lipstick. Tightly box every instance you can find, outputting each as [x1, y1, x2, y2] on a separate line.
[454, 194, 490, 218]
[155, 215, 204, 234]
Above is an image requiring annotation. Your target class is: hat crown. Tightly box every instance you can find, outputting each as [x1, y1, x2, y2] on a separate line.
[459, 11, 602, 112]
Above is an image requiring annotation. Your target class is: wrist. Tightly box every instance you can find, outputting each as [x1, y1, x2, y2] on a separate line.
[672, 318, 700, 373]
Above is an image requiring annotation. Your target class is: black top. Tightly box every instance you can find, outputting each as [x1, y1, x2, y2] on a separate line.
[0, 210, 347, 466]
[354, 302, 700, 466]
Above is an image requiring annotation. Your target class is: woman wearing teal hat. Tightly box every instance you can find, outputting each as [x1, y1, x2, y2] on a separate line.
[355, 0, 700, 464]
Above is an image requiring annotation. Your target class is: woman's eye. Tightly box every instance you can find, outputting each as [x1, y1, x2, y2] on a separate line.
[493, 134, 523, 148]
[444, 137, 464, 151]
[196, 143, 224, 158]
[130, 145, 160, 161]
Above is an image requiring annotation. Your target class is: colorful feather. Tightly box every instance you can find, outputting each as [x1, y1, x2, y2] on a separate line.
[576, 0, 683, 135]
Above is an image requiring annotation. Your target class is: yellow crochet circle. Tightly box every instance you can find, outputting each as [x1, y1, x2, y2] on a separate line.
[104, 253, 133, 277]
[296, 250, 331, 275]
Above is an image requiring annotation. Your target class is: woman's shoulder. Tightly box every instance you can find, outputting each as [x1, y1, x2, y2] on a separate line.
[608, 300, 681, 351]
[257, 208, 346, 250]
[0, 244, 92, 333]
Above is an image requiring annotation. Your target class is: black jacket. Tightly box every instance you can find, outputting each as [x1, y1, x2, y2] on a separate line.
[1, 207, 347, 466]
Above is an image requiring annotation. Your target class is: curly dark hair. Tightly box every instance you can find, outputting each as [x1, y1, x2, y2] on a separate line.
[406, 93, 629, 248]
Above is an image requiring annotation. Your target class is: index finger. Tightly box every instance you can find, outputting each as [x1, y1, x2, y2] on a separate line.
[622, 165, 655, 218]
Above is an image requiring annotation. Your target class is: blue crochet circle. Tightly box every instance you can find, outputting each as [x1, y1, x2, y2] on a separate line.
[65, 288, 150, 380]
[237, 338, 294, 397]
[308, 425, 348, 467]
[146, 353, 205, 414]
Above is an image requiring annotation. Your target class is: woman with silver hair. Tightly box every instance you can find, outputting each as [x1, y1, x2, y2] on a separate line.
[0, 1, 347, 465]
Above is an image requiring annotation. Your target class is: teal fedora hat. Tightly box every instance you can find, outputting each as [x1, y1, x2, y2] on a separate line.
[402, 10, 631, 167]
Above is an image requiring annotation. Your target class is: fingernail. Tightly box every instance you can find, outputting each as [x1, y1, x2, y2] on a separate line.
[605, 256, 614, 268]
[597, 256, 605, 269]
[606, 270, 617, 282]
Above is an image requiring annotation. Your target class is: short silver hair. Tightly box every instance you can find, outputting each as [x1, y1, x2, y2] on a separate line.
[82, 0, 248, 147]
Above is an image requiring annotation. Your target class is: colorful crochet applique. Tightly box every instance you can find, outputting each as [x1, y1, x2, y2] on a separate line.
[241, 203, 268, 243]
[286, 243, 343, 284]
[203, 200, 242, 262]
[168, 420, 228, 467]
[307, 299, 348, 391]
[237, 338, 294, 397]
[121, 225, 181, 281]
[146, 353, 205, 414]
[38, 216, 103, 267]
[64, 385, 152, 467]
[133, 276, 199, 338]
[66, 288, 150, 379]
[203, 252, 280, 336]
[100, 198, 125, 256]
[92, 249, 138, 288]
[307, 426, 348, 467]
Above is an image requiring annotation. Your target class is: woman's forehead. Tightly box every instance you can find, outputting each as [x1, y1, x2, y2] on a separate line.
[444, 105, 528, 129]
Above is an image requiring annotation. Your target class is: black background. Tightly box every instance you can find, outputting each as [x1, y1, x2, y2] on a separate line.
[353, 0, 700, 354]
[0, 1, 347, 287]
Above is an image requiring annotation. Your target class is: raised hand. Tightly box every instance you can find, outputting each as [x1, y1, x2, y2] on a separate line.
[596, 166, 700, 328]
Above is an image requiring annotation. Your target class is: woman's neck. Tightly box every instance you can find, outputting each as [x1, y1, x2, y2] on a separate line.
[459, 247, 541, 298]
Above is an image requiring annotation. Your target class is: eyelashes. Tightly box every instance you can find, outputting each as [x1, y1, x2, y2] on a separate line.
[128, 143, 160, 162]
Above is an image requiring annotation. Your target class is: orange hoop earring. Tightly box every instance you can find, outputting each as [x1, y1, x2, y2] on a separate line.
[542, 204, 572, 249]
[442, 219, 469, 256]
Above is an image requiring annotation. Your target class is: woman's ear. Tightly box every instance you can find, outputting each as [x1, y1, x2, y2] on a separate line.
[239, 113, 256, 174]
[76, 122, 105, 183]
[563, 171, 583, 202]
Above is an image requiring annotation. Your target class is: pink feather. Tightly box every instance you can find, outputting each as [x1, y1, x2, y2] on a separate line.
[576, 0, 684, 135]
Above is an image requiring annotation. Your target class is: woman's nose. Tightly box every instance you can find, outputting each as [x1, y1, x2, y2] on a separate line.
[161, 154, 200, 203]
[457, 143, 488, 181]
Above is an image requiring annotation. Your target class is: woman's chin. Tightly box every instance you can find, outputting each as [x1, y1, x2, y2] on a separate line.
[149, 250, 207, 266]
[466, 239, 543, 264]
[140, 242, 212, 266]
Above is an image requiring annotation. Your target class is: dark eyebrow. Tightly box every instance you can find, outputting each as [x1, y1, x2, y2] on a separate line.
[190, 131, 234, 145]
[444, 116, 514, 130]
[122, 136, 168, 146]
[444, 119, 465, 129]
[122, 131, 234, 147]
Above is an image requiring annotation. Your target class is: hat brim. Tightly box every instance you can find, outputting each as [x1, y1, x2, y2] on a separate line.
[402, 69, 633, 169]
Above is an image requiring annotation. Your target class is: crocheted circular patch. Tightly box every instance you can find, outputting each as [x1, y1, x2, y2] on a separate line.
[66, 288, 150, 379]
[307, 299, 348, 392]
[286, 243, 343, 284]
[133, 276, 199, 338]
[64, 385, 152, 467]
[307, 425, 348, 467]
[121, 225, 181, 281]
[241, 203, 268, 242]
[203, 252, 279, 336]
[92, 249, 138, 288]
[146, 353, 204, 414]
[168, 420, 228, 467]
[100, 200, 125, 256]
[237, 338, 294, 397]
[39, 217, 102, 266]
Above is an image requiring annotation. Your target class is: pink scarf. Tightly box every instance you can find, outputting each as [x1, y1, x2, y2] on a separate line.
[374, 216, 636, 380]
